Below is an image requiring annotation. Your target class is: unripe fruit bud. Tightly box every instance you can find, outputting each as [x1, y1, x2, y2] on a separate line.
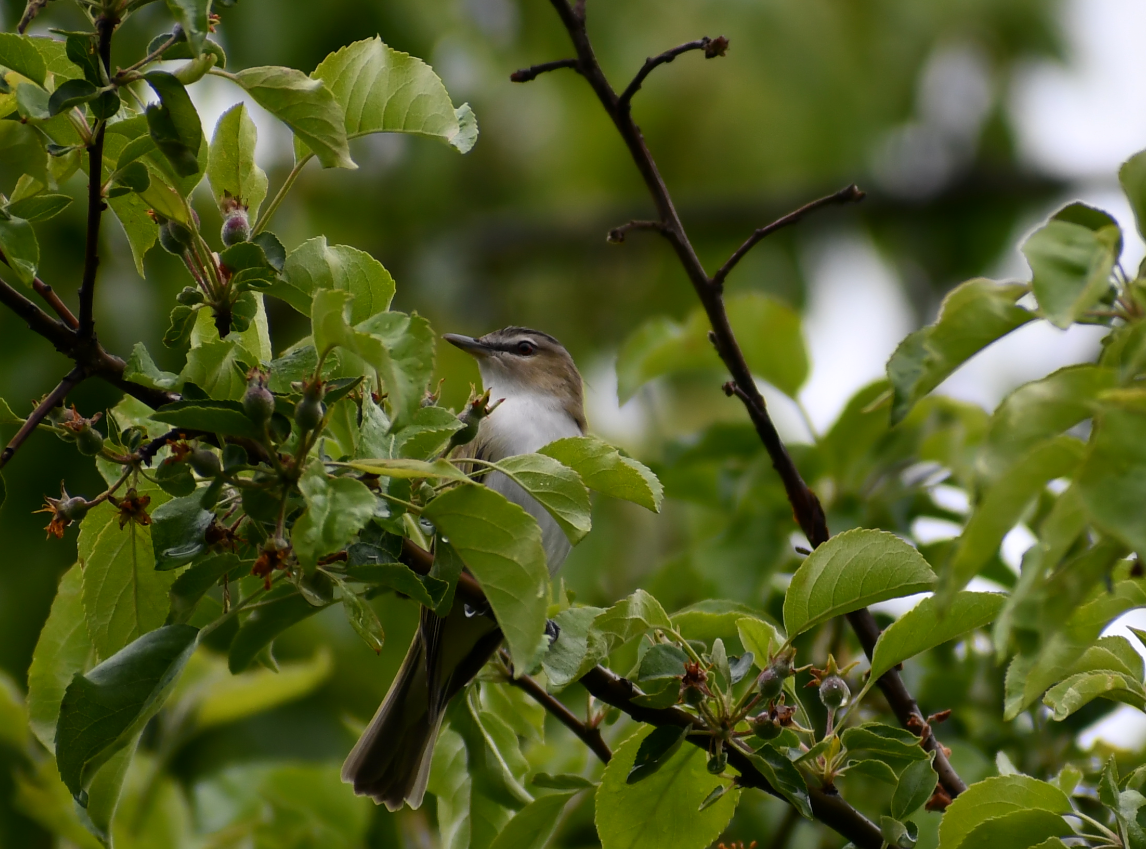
[173, 52, 216, 85]
[706, 749, 727, 774]
[682, 685, 705, 707]
[189, 447, 221, 478]
[770, 647, 797, 679]
[750, 714, 783, 740]
[221, 206, 251, 246]
[242, 376, 275, 427]
[159, 219, 195, 255]
[58, 496, 90, 523]
[294, 381, 325, 432]
[176, 286, 204, 305]
[756, 668, 783, 701]
[75, 425, 104, 456]
[819, 675, 850, 711]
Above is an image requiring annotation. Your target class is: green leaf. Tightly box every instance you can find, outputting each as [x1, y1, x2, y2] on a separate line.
[453, 692, 533, 810]
[616, 293, 808, 402]
[887, 279, 1034, 425]
[626, 725, 688, 784]
[783, 528, 935, 637]
[892, 755, 938, 819]
[233, 66, 354, 169]
[164, 0, 210, 56]
[943, 437, 1084, 599]
[325, 570, 385, 653]
[840, 723, 929, 773]
[353, 310, 435, 425]
[487, 790, 576, 849]
[345, 560, 448, 609]
[866, 592, 1005, 689]
[1120, 149, 1146, 241]
[593, 589, 672, 655]
[180, 338, 254, 401]
[168, 552, 243, 624]
[1078, 391, 1146, 555]
[977, 365, 1117, 483]
[1023, 209, 1119, 328]
[0, 396, 21, 424]
[192, 648, 331, 729]
[937, 774, 1072, 849]
[144, 71, 203, 178]
[7, 192, 70, 222]
[744, 745, 812, 818]
[532, 773, 597, 790]
[423, 484, 549, 672]
[272, 238, 387, 317]
[541, 605, 606, 690]
[47, 78, 97, 116]
[378, 405, 463, 460]
[123, 342, 179, 392]
[636, 643, 689, 682]
[736, 616, 783, 669]
[1043, 670, 1145, 720]
[348, 457, 470, 481]
[292, 465, 378, 572]
[27, 565, 92, 750]
[78, 499, 177, 661]
[0, 213, 39, 284]
[56, 624, 197, 797]
[492, 453, 592, 544]
[109, 192, 158, 276]
[881, 816, 919, 849]
[596, 726, 740, 849]
[954, 810, 1073, 849]
[228, 582, 333, 673]
[539, 435, 662, 512]
[0, 32, 48, 84]
[207, 102, 269, 218]
[310, 37, 477, 153]
[151, 399, 262, 440]
[0, 121, 48, 190]
[150, 494, 214, 571]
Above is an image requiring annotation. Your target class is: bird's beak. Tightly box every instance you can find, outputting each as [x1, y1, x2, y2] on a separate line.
[443, 333, 491, 357]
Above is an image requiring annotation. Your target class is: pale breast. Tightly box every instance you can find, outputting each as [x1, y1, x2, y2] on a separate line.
[476, 392, 583, 574]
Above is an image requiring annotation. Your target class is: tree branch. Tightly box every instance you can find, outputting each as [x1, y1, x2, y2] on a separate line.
[711, 185, 866, 289]
[33, 277, 80, 329]
[0, 367, 84, 469]
[510, 58, 580, 83]
[500, 652, 614, 763]
[618, 37, 727, 112]
[606, 220, 665, 243]
[78, 15, 117, 340]
[535, 0, 966, 802]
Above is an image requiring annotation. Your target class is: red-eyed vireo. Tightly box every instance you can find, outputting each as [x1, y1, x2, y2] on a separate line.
[342, 327, 586, 810]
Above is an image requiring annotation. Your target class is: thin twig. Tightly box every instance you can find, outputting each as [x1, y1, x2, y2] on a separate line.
[32, 278, 80, 329]
[510, 58, 580, 83]
[617, 37, 727, 112]
[16, 0, 49, 34]
[536, 0, 966, 802]
[78, 15, 117, 340]
[0, 367, 84, 469]
[501, 653, 613, 763]
[606, 220, 665, 243]
[0, 276, 78, 352]
[711, 184, 866, 289]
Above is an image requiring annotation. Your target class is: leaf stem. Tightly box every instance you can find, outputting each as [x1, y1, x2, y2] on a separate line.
[253, 153, 313, 236]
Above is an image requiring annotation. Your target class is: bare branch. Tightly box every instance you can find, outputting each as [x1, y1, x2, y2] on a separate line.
[16, 0, 49, 34]
[501, 651, 614, 763]
[0, 367, 85, 469]
[539, 0, 966, 803]
[618, 36, 728, 112]
[606, 220, 665, 243]
[712, 184, 865, 290]
[78, 15, 117, 340]
[511, 58, 580, 83]
[0, 276, 79, 352]
[33, 277, 80, 330]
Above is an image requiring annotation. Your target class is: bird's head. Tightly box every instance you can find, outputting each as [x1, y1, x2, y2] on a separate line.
[444, 327, 585, 429]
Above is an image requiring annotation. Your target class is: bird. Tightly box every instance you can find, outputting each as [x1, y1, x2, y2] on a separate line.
[342, 326, 586, 810]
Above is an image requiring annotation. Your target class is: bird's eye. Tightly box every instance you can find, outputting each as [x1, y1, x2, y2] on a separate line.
[516, 340, 537, 356]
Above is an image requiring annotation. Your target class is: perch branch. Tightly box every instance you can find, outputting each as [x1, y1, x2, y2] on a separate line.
[500, 651, 614, 764]
[531, 0, 965, 801]
[606, 220, 666, 243]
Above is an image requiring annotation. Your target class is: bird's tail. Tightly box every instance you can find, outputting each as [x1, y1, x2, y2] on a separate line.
[342, 603, 503, 810]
